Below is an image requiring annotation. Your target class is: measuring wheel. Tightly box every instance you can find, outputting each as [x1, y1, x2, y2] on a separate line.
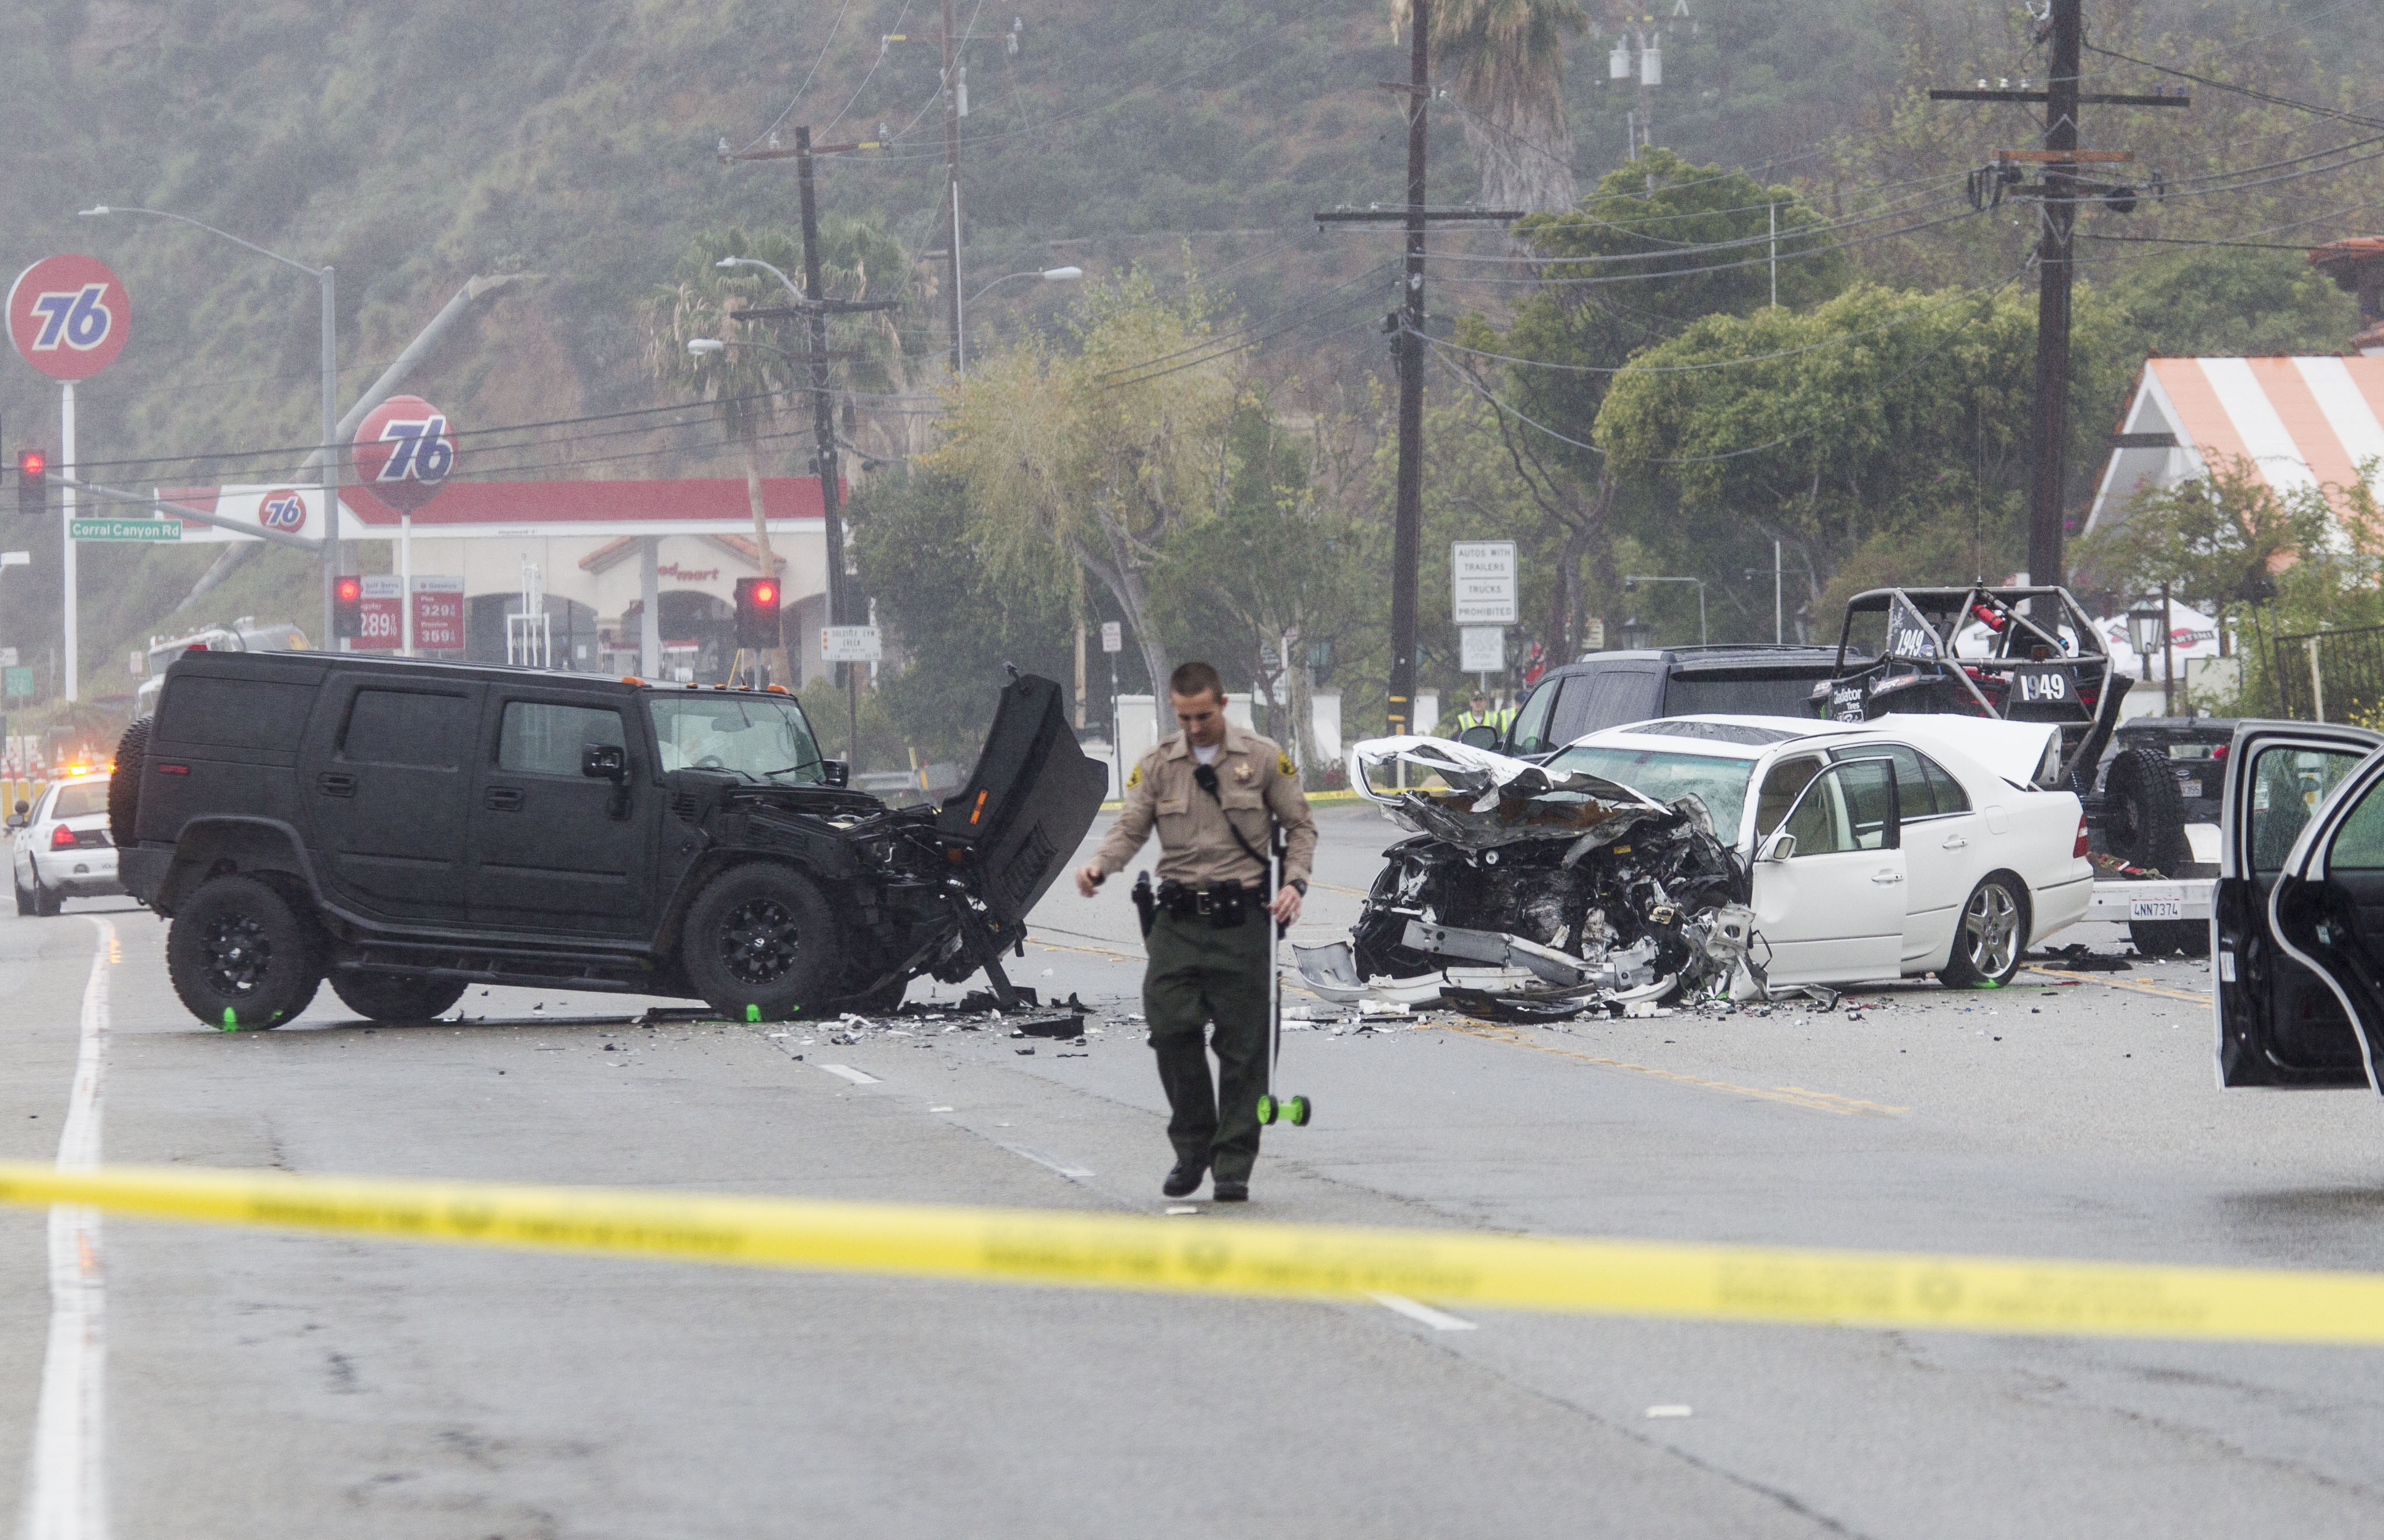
[1255, 1093, 1279, 1125]
[1285, 1095, 1313, 1127]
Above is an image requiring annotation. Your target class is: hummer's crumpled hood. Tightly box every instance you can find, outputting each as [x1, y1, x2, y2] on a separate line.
[938, 674, 1109, 925]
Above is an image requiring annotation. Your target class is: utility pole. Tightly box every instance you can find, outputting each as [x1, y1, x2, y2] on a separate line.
[942, 0, 964, 375]
[1314, 3, 1518, 737]
[796, 126, 846, 636]
[1389, 2, 1429, 739]
[2029, 0, 2082, 594]
[1928, 7, 2186, 591]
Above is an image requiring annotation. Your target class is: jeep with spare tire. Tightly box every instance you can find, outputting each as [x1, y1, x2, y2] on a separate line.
[113, 650, 1106, 1029]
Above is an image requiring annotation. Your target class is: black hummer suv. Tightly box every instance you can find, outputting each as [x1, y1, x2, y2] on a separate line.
[115, 650, 1105, 1029]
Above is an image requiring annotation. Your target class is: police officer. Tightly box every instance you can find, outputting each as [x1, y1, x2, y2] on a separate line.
[1452, 689, 1513, 740]
[1075, 662, 1315, 1202]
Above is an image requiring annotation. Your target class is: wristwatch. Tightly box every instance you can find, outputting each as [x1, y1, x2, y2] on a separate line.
[1288, 878, 1309, 896]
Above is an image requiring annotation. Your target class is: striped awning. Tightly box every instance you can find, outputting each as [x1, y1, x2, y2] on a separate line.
[2083, 356, 2384, 534]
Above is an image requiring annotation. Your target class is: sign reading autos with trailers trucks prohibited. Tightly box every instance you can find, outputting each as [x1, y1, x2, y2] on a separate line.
[1452, 540, 1517, 625]
[8, 255, 130, 379]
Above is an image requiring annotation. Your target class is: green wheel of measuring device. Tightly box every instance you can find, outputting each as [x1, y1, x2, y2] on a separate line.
[1287, 1095, 1312, 1127]
[1255, 1093, 1278, 1125]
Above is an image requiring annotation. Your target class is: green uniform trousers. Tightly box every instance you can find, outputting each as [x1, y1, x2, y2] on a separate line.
[1143, 908, 1272, 1183]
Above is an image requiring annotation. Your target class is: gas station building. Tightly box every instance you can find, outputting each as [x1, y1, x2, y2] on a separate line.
[154, 476, 836, 683]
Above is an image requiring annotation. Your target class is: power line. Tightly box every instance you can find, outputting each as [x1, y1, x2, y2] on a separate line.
[1423, 205, 1987, 288]
[740, 0, 860, 154]
[1420, 269, 2027, 376]
[2083, 42, 2384, 133]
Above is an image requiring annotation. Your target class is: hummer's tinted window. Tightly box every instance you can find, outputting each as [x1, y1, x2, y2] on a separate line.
[500, 703, 627, 777]
[156, 676, 313, 750]
[341, 690, 471, 769]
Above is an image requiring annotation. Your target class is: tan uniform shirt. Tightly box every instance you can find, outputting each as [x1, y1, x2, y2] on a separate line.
[1091, 725, 1316, 889]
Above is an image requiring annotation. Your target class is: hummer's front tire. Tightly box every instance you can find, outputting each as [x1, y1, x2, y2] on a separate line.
[168, 875, 323, 1029]
[682, 864, 838, 1022]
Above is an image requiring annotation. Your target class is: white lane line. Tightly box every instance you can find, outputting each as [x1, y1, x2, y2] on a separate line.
[21, 915, 115, 1540]
[1367, 1292, 1478, 1332]
[818, 1064, 880, 1085]
[997, 1143, 1093, 1180]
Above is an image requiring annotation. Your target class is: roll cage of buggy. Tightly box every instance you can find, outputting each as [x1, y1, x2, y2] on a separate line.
[1817, 584, 2130, 794]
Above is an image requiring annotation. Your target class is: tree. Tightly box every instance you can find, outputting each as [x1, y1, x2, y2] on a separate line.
[1456, 151, 1850, 654]
[638, 227, 809, 679]
[1404, 0, 1586, 214]
[2101, 246, 2360, 361]
[931, 269, 1240, 730]
[848, 468, 1076, 765]
[1149, 395, 1368, 772]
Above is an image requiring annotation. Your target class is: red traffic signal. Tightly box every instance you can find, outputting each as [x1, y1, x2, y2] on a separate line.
[333, 575, 364, 639]
[733, 576, 782, 648]
[16, 449, 45, 518]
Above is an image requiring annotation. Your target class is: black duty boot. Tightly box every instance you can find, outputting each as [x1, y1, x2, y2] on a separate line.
[1163, 1161, 1208, 1199]
[1211, 1179, 1249, 1203]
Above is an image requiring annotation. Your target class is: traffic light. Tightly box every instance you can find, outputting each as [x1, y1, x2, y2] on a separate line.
[17, 450, 45, 518]
[733, 576, 782, 648]
[333, 575, 364, 640]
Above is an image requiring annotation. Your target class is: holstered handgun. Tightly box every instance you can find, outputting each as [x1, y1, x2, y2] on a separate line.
[1131, 871, 1156, 937]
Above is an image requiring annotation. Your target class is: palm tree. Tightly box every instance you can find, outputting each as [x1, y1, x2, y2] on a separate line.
[1400, 0, 1587, 214]
[639, 229, 807, 678]
[817, 214, 923, 469]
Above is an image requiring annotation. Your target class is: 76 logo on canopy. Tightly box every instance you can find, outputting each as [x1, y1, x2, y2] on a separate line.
[27, 285, 113, 352]
[374, 416, 454, 484]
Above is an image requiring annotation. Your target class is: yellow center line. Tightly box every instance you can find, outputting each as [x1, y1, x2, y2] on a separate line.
[1441, 1020, 1909, 1118]
[2025, 967, 2212, 1004]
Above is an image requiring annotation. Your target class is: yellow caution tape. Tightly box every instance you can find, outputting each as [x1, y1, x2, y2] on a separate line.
[1, 1159, 2378, 1343]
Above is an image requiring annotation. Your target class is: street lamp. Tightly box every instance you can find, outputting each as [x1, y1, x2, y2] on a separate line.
[965, 266, 1083, 305]
[1617, 615, 1654, 652]
[80, 205, 340, 651]
[2126, 603, 2164, 684]
[1622, 575, 1708, 646]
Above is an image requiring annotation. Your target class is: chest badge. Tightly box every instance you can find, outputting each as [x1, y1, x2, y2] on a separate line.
[1232, 760, 1256, 786]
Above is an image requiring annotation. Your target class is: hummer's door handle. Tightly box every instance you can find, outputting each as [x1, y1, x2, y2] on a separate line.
[316, 772, 357, 798]
[485, 786, 525, 812]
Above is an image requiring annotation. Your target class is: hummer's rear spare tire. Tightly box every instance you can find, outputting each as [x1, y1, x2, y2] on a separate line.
[2104, 746, 2190, 876]
[168, 875, 323, 1029]
[683, 865, 838, 1022]
[331, 971, 469, 1024]
[109, 715, 151, 847]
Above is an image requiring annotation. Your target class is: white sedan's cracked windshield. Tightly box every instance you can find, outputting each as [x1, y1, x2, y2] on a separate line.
[1542, 745, 1755, 843]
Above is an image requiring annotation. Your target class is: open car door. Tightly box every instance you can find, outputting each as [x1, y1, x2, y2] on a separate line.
[2215, 722, 2382, 1090]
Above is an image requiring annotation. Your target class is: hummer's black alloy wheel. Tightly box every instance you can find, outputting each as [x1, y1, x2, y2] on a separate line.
[167, 875, 324, 1029]
[682, 865, 838, 1022]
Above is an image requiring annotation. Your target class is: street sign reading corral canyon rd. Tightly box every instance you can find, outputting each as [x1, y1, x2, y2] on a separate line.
[1451, 540, 1517, 625]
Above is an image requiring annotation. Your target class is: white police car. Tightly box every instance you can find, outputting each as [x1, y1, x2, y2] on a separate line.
[10, 772, 121, 916]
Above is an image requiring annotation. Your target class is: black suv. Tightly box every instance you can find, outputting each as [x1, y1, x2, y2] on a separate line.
[116, 650, 1105, 1029]
[1498, 645, 1837, 756]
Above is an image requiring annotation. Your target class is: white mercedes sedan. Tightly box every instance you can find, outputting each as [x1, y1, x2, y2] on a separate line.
[1542, 714, 2093, 988]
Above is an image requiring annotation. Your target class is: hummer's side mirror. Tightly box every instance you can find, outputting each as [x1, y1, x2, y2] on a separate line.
[821, 760, 850, 788]
[1759, 830, 1798, 862]
[581, 744, 627, 782]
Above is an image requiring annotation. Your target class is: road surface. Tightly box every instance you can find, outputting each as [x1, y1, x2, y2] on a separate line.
[1, 801, 2378, 1537]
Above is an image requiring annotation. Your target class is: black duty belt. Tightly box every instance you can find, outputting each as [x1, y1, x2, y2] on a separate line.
[1156, 879, 1252, 927]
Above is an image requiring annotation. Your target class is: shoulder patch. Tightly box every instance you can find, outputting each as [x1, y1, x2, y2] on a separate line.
[1126, 763, 1141, 789]
[1278, 751, 1296, 778]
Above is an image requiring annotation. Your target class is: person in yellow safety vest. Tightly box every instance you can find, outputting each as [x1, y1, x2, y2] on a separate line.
[1451, 690, 1515, 740]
